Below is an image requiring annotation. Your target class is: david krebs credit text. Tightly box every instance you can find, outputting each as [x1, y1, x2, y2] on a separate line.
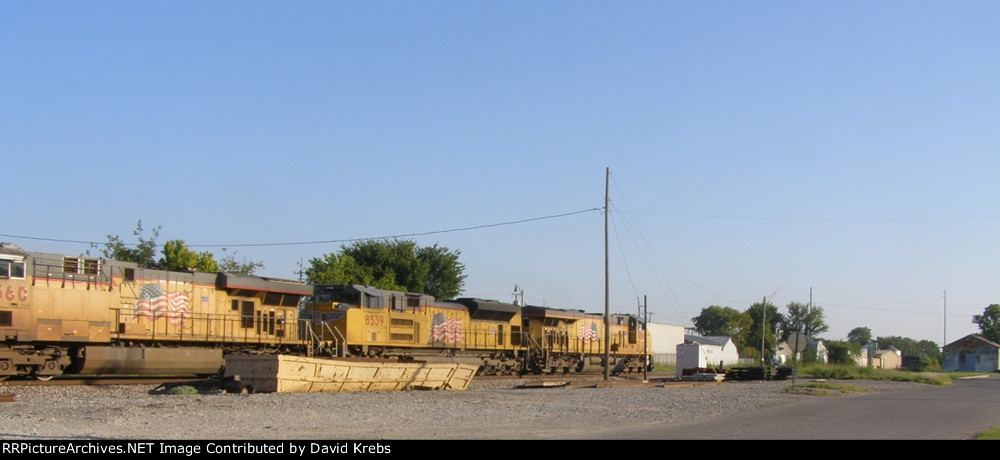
[2, 441, 394, 456]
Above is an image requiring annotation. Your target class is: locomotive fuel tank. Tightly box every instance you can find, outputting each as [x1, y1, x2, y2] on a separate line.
[71, 346, 224, 376]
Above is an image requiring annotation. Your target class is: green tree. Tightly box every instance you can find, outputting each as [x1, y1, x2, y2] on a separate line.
[916, 339, 942, 363]
[416, 243, 466, 300]
[217, 248, 265, 275]
[847, 326, 872, 345]
[973, 304, 1000, 343]
[780, 302, 829, 340]
[158, 240, 219, 272]
[99, 221, 263, 275]
[825, 340, 862, 365]
[800, 345, 818, 364]
[744, 301, 785, 364]
[306, 238, 465, 299]
[307, 252, 364, 285]
[691, 305, 751, 349]
[98, 220, 161, 268]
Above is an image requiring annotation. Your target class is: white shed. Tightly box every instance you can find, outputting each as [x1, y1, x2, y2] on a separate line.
[675, 335, 740, 377]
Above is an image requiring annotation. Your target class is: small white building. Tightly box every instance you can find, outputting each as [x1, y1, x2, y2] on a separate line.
[775, 338, 829, 364]
[647, 322, 685, 366]
[808, 340, 829, 364]
[675, 335, 740, 377]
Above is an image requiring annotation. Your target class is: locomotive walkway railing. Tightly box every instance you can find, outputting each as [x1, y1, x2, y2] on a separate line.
[298, 319, 345, 358]
[110, 307, 316, 353]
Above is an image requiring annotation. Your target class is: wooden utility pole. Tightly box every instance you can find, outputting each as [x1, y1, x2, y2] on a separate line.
[643, 294, 648, 381]
[604, 167, 610, 381]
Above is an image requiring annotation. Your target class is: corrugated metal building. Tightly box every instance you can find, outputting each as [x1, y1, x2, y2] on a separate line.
[942, 334, 1000, 372]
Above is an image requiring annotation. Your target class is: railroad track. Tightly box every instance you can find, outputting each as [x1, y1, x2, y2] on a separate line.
[475, 371, 698, 389]
[1, 376, 216, 403]
[0, 376, 215, 387]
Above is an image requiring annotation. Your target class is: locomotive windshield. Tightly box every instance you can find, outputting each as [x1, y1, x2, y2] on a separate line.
[0, 258, 25, 279]
[0, 243, 27, 279]
[313, 286, 361, 304]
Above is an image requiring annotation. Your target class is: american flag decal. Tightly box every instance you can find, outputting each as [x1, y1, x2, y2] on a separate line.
[430, 312, 464, 344]
[579, 322, 600, 344]
[134, 283, 190, 326]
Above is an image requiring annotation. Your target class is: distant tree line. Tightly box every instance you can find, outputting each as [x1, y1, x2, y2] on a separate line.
[691, 304, 946, 368]
[690, 300, 830, 364]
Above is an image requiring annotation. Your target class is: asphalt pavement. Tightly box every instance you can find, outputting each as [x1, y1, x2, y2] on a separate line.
[580, 374, 1000, 440]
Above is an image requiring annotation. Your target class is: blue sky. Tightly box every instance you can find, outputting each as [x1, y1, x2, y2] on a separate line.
[4, 1, 998, 345]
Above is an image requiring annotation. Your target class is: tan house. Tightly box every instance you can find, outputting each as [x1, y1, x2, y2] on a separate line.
[869, 346, 902, 369]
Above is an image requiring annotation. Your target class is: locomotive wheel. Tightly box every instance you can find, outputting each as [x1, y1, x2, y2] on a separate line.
[34, 360, 63, 381]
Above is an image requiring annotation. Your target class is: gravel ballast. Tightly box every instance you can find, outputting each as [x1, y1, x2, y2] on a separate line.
[0, 378, 928, 440]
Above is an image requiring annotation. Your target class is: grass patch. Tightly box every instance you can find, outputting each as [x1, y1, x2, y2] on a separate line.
[653, 365, 676, 374]
[975, 427, 1000, 440]
[795, 364, 955, 385]
[782, 382, 871, 396]
[166, 385, 199, 395]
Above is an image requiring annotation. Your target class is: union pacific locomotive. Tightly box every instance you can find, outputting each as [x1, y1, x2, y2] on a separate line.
[0, 244, 650, 379]
[304, 284, 651, 375]
[0, 244, 312, 380]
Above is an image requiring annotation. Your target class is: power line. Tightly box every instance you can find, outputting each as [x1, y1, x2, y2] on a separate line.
[0, 208, 602, 249]
[628, 212, 1000, 223]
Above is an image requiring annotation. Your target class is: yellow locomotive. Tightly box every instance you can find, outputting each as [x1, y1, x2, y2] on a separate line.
[0, 244, 312, 380]
[0, 243, 649, 380]
[521, 305, 650, 374]
[304, 284, 651, 375]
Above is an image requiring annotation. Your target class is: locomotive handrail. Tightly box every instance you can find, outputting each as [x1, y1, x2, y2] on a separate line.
[111, 306, 313, 350]
[519, 331, 543, 352]
[517, 331, 546, 371]
[297, 319, 344, 358]
[112, 264, 141, 299]
[31, 262, 111, 291]
[326, 323, 346, 356]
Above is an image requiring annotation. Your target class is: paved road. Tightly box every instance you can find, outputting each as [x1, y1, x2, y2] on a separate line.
[585, 375, 1000, 440]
